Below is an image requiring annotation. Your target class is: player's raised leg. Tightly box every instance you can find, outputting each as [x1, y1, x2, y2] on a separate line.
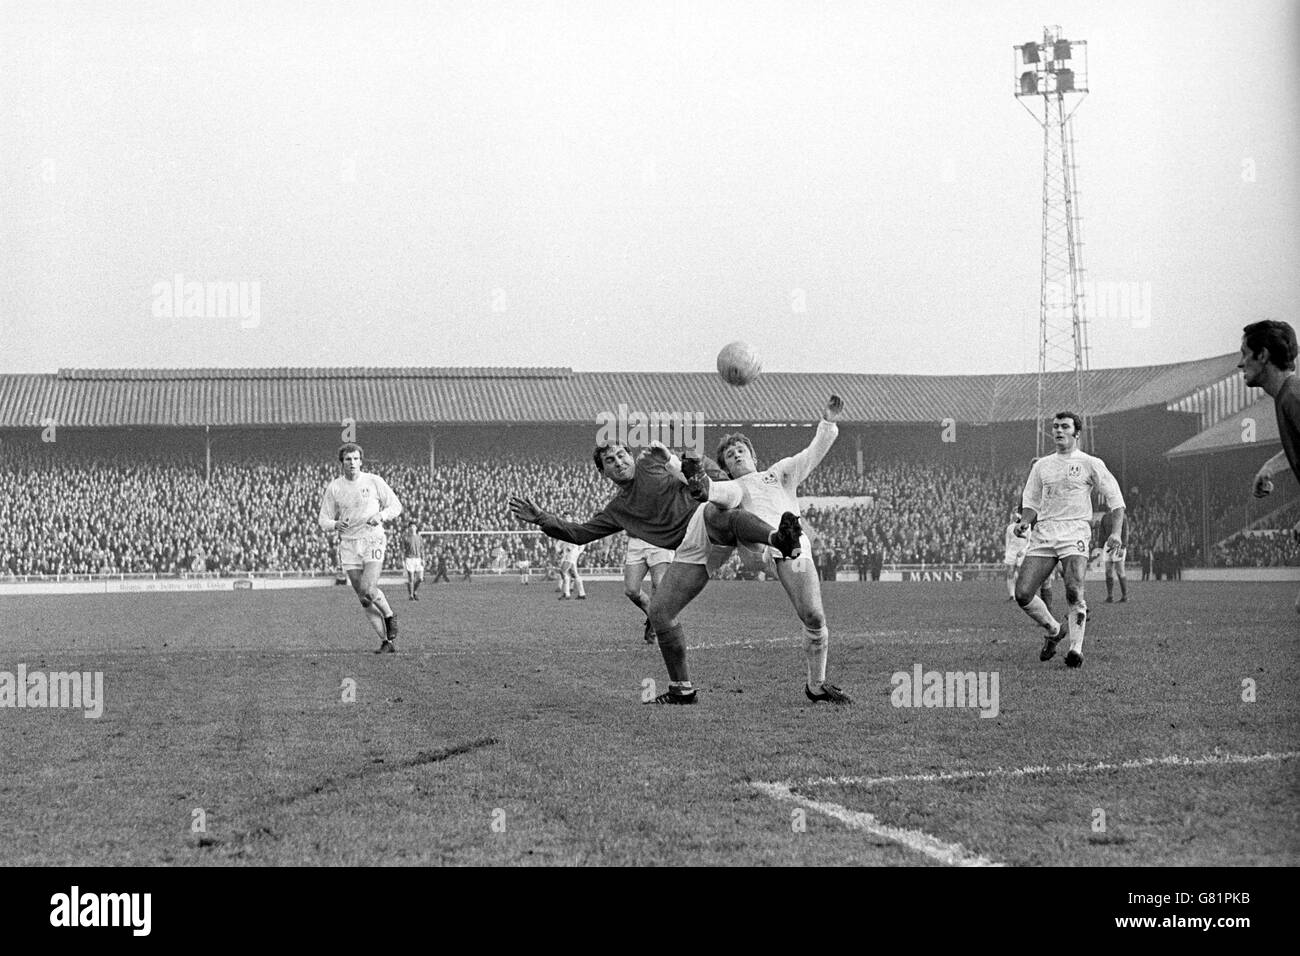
[1015, 555, 1065, 660]
[774, 550, 851, 704]
[1060, 554, 1089, 668]
[701, 502, 802, 558]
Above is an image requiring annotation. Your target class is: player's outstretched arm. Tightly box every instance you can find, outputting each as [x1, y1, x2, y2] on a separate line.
[509, 495, 543, 524]
[783, 394, 843, 485]
[508, 495, 621, 545]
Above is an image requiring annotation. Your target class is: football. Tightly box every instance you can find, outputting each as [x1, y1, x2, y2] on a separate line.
[717, 340, 762, 386]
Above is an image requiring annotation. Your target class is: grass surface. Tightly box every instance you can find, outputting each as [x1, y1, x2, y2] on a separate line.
[1, 578, 1296, 866]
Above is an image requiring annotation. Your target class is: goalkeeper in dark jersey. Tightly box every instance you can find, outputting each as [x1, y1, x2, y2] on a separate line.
[509, 441, 802, 705]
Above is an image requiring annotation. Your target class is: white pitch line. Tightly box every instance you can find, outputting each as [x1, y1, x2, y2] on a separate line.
[755, 750, 1299, 866]
[797, 750, 1300, 789]
[752, 781, 1003, 867]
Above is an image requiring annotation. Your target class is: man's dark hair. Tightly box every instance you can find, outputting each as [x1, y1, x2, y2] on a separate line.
[592, 441, 629, 475]
[1052, 411, 1083, 435]
[1242, 320, 1298, 372]
[338, 442, 363, 462]
[715, 433, 756, 477]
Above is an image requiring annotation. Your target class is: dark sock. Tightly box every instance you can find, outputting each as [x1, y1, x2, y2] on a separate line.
[656, 624, 691, 684]
[1120, 579, 1128, 598]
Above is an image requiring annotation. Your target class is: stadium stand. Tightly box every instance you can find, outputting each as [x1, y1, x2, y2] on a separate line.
[1, 357, 1294, 576]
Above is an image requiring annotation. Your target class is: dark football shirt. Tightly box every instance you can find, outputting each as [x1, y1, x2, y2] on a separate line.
[1276, 373, 1300, 484]
[537, 454, 700, 550]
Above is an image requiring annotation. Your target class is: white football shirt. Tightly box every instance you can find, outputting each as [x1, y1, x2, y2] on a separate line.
[1021, 450, 1124, 523]
[716, 419, 839, 525]
[318, 473, 402, 539]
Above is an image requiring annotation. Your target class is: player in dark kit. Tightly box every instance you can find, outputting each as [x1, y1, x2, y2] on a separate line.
[1239, 320, 1300, 614]
[509, 441, 803, 704]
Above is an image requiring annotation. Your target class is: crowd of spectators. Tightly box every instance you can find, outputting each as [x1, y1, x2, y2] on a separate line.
[1212, 533, 1300, 568]
[0, 441, 1293, 577]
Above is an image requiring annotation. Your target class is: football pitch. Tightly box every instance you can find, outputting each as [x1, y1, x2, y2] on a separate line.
[1, 579, 1296, 867]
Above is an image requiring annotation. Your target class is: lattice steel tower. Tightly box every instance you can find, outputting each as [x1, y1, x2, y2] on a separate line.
[1014, 27, 1091, 456]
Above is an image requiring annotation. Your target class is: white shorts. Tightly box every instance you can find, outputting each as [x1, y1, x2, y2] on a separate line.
[1003, 550, 1026, 567]
[674, 503, 736, 567]
[625, 537, 675, 569]
[340, 531, 387, 571]
[516, 560, 531, 570]
[559, 558, 580, 573]
[736, 534, 816, 576]
[403, 557, 424, 574]
[1024, 520, 1092, 561]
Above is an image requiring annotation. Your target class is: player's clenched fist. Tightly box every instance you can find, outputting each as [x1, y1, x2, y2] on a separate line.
[823, 394, 844, 422]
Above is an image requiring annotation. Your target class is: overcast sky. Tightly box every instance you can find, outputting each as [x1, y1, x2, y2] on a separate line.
[1, 0, 1296, 376]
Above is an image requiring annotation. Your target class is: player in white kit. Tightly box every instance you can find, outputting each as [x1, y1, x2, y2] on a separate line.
[318, 443, 404, 653]
[556, 540, 587, 600]
[1003, 512, 1028, 599]
[692, 394, 852, 704]
[1012, 413, 1125, 669]
[1102, 512, 1129, 603]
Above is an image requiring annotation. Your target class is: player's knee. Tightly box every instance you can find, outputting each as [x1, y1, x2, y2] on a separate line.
[1014, 586, 1034, 606]
[624, 586, 642, 602]
[1065, 586, 1083, 606]
[359, 586, 378, 608]
[801, 609, 826, 630]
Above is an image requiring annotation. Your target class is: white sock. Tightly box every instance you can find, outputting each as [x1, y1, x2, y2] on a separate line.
[561, 574, 570, 597]
[1067, 601, 1087, 654]
[1022, 595, 1059, 632]
[574, 575, 585, 598]
[804, 624, 829, 687]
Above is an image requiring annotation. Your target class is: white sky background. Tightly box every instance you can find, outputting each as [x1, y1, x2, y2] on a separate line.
[1, 0, 1296, 375]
